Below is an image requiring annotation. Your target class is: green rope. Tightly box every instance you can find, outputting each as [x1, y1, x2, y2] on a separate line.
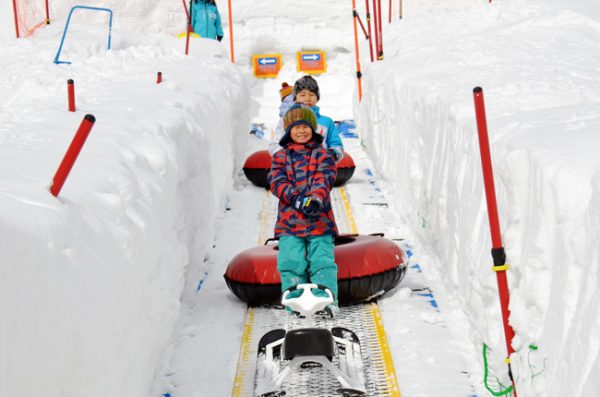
[483, 344, 513, 396]
[527, 344, 546, 382]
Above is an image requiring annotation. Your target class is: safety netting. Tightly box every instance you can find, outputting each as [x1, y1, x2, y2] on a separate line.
[12, 0, 188, 38]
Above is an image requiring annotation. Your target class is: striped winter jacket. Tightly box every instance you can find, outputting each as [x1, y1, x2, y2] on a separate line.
[269, 141, 338, 238]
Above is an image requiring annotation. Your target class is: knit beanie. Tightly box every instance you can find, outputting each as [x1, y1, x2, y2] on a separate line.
[279, 82, 293, 101]
[293, 75, 320, 100]
[279, 104, 323, 146]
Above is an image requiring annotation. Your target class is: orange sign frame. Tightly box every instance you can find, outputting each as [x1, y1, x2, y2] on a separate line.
[296, 51, 326, 74]
[252, 53, 282, 78]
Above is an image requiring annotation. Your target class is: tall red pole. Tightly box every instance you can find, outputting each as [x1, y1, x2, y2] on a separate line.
[389, 0, 392, 23]
[185, 28, 191, 55]
[355, 13, 369, 40]
[473, 87, 518, 397]
[182, 0, 190, 19]
[12, 0, 20, 38]
[377, 0, 384, 59]
[371, 0, 380, 60]
[67, 79, 75, 112]
[365, 0, 374, 62]
[45, 0, 50, 24]
[184, 0, 191, 55]
[351, 0, 363, 101]
[227, 0, 235, 63]
[50, 114, 96, 197]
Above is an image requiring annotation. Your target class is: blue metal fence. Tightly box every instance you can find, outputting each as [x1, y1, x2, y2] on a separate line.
[53, 6, 113, 65]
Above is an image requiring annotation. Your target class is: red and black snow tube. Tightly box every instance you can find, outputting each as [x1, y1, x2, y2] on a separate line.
[224, 234, 406, 305]
[242, 149, 356, 189]
[242, 150, 271, 188]
[333, 152, 356, 187]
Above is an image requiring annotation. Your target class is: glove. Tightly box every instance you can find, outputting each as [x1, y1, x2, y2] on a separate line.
[216, 35, 223, 42]
[302, 196, 323, 217]
[328, 147, 343, 162]
[290, 194, 307, 212]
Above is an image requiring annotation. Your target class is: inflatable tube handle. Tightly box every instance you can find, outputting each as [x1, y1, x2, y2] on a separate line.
[282, 283, 333, 317]
[264, 237, 280, 245]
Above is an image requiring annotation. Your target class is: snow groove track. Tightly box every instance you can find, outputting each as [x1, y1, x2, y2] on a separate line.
[231, 179, 401, 396]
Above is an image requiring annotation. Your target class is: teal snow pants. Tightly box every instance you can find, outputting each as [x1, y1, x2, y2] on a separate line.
[277, 234, 338, 302]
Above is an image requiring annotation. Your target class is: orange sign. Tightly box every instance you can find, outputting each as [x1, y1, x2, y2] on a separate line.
[252, 53, 282, 78]
[296, 51, 326, 74]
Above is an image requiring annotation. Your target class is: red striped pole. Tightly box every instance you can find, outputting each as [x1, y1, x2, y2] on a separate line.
[12, 0, 20, 38]
[67, 79, 76, 112]
[473, 87, 518, 396]
[50, 114, 96, 197]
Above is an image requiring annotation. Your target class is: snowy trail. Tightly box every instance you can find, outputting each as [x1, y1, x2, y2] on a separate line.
[148, 4, 486, 392]
[3, 1, 600, 396]
[144, 12, 490, 386]
[150, 119, 484, 395]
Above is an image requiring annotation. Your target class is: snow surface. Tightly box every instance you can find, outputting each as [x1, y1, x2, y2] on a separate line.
[1, 0, 599, 396]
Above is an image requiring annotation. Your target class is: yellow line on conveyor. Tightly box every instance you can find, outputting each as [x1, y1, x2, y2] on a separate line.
[233, 188, 272, 396]
[341, 183, 401, 396]
[231, 307, 255, 397]
[257, 189, 272, 245]
[370, 303, 402, 396]
[338, 186, 358, 234]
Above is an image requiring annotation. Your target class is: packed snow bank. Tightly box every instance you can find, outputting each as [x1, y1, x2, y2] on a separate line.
[0, 1, 14, 39]
[357, 1, 600, 395]
[0, 22, 249, 397]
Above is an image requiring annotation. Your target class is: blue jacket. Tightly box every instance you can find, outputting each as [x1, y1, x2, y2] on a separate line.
[312, 106, 343, 153]
[279, 94, 295, 117]
[191, 0, 223, 40]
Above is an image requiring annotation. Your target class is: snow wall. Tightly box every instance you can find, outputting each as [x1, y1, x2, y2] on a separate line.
[357, 1, 600, 396]
[0, 10, 249, 397]
[0, 1, 15, 39]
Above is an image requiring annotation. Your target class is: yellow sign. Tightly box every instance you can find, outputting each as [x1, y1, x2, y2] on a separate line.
[297, 50, 326, 74]
[252, 54, 282, 78]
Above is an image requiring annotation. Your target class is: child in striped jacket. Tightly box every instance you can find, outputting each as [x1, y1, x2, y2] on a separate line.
[268, 104, 339, 317]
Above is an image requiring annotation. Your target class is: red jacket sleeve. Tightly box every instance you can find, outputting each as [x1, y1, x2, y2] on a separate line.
[268, 151, 300, 204]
